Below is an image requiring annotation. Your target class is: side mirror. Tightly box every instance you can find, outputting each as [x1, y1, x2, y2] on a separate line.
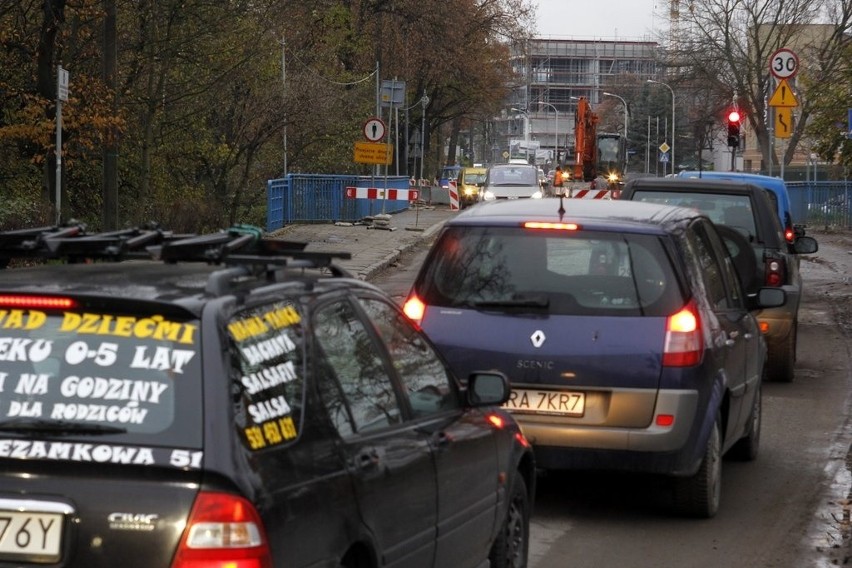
[466, 371, 511, 407]
[792, 235, 818, 254]
[747, 287, 786, 311]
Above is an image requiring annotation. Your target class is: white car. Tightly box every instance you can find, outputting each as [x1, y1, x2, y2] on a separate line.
[481, 164, 543, 201]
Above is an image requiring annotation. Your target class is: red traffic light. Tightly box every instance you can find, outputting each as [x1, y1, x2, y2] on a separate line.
[727, 110, 741, 123]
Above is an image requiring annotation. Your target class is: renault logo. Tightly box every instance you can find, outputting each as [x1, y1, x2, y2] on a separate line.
[530, 330, 546, 348]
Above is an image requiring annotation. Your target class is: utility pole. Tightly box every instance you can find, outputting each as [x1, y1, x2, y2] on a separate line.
[102, 0, 118, 230]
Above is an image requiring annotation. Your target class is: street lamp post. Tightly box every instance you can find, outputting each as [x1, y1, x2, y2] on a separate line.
[647, 80, 675, 175]
[537, 102, 559, 165]
[510, 107, 530, 162]
[602, 91, 628, 175]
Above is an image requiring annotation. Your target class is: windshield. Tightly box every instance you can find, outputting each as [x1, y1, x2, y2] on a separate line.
[487, 167, 538, 186]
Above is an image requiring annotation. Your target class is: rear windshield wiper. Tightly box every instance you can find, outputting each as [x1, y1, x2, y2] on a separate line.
[0, 418, 128, 435]
[472, 295, 549, 311]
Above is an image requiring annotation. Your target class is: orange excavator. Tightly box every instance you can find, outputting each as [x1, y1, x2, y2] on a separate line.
[573, 96, 599, 182]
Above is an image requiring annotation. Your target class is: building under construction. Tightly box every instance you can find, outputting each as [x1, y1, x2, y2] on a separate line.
[500, 38, 660, 167]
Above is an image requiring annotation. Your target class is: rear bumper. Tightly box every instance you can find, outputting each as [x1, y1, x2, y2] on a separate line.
[515, 389, 703, 475]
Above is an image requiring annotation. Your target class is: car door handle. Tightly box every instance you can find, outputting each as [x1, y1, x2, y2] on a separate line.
[432, 431, 453, 448]
[725, 330, 739, 347]
[353, 448, 380, 470]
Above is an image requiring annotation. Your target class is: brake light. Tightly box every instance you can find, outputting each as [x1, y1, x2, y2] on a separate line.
[662, 300, 703, 367]
[764, 256, 786, 287]
[0, 295, 77, 309]
[784, 227, 795, 243]
[523, 222, 580, 231]
[402, 294, 426, 325]
[171, 492, 272, 568]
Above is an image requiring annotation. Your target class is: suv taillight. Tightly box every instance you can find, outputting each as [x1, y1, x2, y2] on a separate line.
[764, 253, 787, 287]
[171, 492, 272, 568]
[662, 300, 703, 367]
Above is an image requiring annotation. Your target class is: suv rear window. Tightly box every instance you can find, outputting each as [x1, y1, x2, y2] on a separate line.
[0, 308, 202, 448]
[630, 190, 757, 238]
[418, 226, 684, 316]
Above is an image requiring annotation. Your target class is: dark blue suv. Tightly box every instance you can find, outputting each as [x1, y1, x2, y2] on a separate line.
[404, 198, 785, 517]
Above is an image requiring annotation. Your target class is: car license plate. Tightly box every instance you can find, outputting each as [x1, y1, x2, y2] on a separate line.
[0, 510, 64, 562]
[503, 388, 585, 416]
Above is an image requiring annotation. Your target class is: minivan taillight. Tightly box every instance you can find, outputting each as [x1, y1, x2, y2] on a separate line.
[662, 300, 703, 367]
[764, 254, 786, 287]
[403, 293, 426, 325]
[171, 492, 272, 568]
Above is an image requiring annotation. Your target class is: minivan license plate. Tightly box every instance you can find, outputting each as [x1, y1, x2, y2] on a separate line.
[503, 388, 585, 416]
[0, 511, 63, 562]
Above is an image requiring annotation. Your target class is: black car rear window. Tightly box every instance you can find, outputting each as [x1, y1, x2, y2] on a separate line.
[418, 226, 684, 316]
[0, 308, 202, 449]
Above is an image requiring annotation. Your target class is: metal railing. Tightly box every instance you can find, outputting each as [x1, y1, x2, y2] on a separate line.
[267, 174, 413, 231]
[787, 181, 852, 231]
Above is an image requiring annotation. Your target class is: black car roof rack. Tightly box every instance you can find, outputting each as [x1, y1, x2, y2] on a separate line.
[0, 222, 352, 274]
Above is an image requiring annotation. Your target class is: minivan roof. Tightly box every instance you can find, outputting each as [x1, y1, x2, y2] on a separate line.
[451, 196, 698, 234]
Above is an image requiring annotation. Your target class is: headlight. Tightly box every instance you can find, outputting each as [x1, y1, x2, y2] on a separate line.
[463, 187, 478, 197]
[531, 191, 543, 199]
[482, 191, 496, 201]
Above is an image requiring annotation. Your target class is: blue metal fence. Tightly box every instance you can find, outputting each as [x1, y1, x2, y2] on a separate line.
[266, 174, 414, 231]
[788, 181, 852, 230]
[266, 176, 852, 232]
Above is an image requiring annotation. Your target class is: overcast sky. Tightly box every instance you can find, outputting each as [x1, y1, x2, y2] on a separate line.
[534, 0, 664, 40]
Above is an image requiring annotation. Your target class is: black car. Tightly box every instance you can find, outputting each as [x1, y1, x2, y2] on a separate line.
[0, 223, 535, 568]
[404, 198, 786, 517]
[621, 177, 819, 382]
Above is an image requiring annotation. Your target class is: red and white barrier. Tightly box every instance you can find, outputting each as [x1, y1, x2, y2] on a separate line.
[448, 179, 460, 211]
[571, 189, 612, 199]
[344, 187, 419, 201]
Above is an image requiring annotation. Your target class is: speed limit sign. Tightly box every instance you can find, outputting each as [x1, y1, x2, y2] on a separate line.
[769, 48, 799, 79]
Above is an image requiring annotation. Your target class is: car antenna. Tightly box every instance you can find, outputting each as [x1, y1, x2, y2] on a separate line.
[558, 194, 566, 220]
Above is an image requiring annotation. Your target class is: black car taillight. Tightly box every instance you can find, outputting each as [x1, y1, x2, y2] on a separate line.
[764, 253, 787, 287]
[170, 491, 272, 568]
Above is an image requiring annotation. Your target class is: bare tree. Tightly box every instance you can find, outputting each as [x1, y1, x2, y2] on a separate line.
[667, 0, 850, 170]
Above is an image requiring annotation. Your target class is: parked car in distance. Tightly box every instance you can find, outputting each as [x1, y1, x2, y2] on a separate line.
[439, 164, 462, 189]
[456, 166, 487, 208]
[481, 163, 544, 201]
[620, 177, 819, 383]
[678, 170, 802, 243]
[0, 223, 535, 568]
[403, 198, 786, 518]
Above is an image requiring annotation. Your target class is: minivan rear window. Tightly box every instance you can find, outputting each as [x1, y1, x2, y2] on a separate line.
[419, 226, 684, 316]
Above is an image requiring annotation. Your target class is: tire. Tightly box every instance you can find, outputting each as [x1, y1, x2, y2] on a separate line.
[715, 225, 759, 295]
[489, 473, 530, 568]
[673, 415, 722, 518]
[730, 385, 762, 461]
[768, 323, 796, 383]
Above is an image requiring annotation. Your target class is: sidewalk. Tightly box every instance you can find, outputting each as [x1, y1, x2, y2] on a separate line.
[267, 204, 457, 280]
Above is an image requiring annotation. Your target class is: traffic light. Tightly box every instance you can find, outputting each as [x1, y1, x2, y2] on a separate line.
[727, 110, 741, 148]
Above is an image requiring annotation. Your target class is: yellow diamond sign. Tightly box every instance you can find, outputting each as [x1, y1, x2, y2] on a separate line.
[769, 79, 798, 108]
[659, 142, 670, 154]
